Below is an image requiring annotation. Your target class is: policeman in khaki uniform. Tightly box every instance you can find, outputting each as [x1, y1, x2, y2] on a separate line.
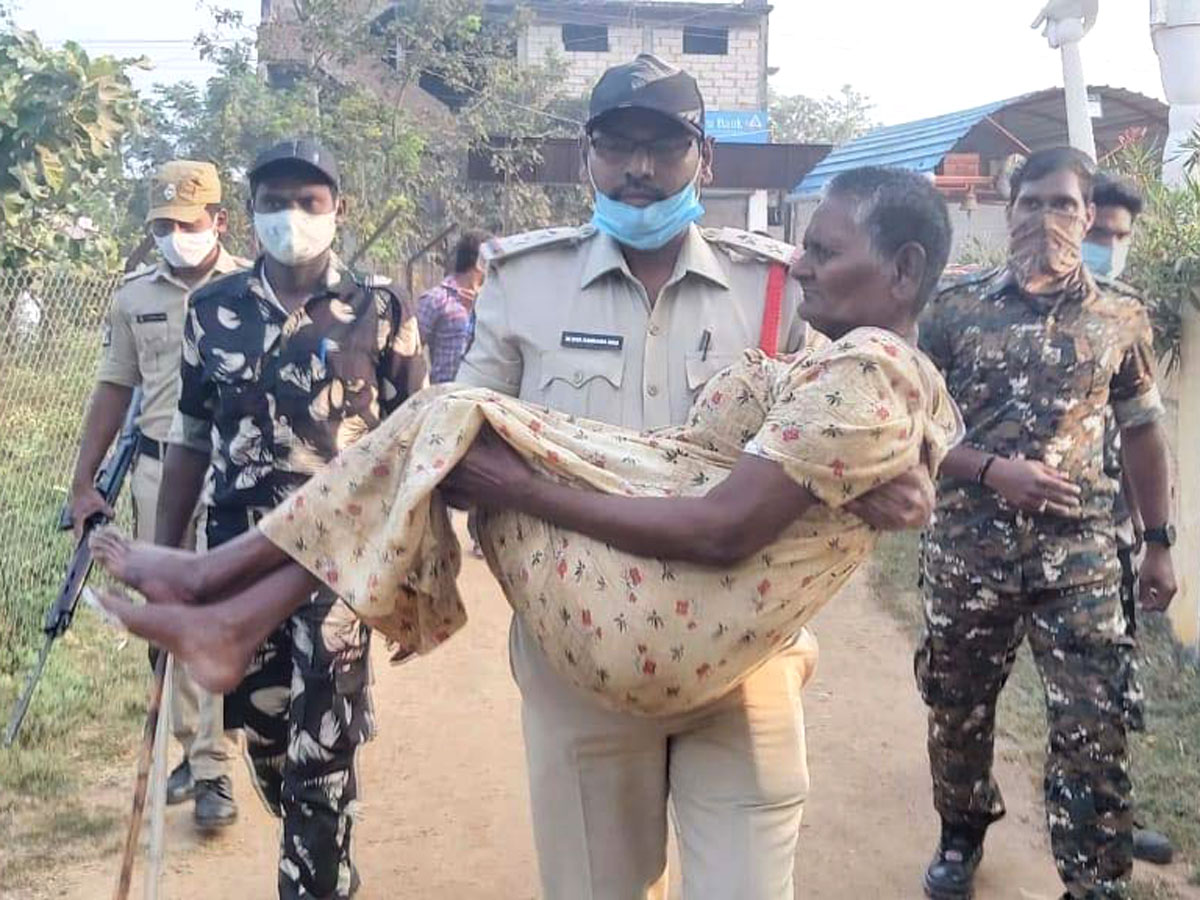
[453, 55, 934, 900]
[69, 160, 246, 829]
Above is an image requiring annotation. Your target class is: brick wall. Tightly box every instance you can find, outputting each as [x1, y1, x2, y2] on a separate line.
[521, 22, 764, 111]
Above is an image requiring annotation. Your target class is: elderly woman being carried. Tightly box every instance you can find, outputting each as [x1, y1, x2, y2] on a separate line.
[93, 166, 962, 717]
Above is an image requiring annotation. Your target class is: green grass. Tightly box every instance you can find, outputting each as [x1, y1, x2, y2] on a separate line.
[0, 794, 126, 888]
[1128, 878, 1183, 900]
[1128, 614, 1200, 884]
[0, 317, 149, 890]
[868, 533, 1200, 885]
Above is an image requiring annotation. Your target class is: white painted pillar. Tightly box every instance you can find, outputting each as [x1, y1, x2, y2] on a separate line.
[1059, 38, 1098, 158]
[1032, 1, 1099, 159]
[1152, 0, 1200, 647]
[747, 190, 769, 233]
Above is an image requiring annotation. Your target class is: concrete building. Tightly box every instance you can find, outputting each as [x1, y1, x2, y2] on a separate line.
[495, 0, 771, 127]
[257, 0, 782, 231]
[259, 1, 774, 138]
[257, 0, 451, 120]
[488, 0, 780, 231]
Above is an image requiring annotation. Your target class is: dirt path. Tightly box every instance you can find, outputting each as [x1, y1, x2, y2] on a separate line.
[20, 525, 1195, 899]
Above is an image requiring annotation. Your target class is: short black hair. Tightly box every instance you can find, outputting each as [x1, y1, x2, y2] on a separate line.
[1092, 171, 1144, 219]
[826, 166, 953, 309]
[1008, 147, 1095, 206]
[453, 230, 494, 274]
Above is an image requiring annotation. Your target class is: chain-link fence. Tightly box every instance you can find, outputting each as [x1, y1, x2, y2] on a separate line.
[0, 269, 132, 678]
[0, 254, 459, 682]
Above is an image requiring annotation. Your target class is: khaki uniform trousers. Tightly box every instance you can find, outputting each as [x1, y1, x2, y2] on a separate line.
[131, 452, 234, 781]
[512, 616, 818, 900]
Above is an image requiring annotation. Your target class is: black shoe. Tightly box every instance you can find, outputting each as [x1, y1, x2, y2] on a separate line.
[166, 760, 195, 806]
[193, 775, 237, 830]
[1133, 827, 1174, 865]
[923, 823, 986, 899]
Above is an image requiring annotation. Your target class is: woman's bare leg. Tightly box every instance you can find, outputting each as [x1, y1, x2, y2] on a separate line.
[91, 527, 292, 605]
[98, 561, 321, 693]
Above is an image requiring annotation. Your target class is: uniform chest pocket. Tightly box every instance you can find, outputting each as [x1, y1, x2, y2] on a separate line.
[1052, 333, 1103, 396]
[132, 313, 177, 359]
[540, 349, 624, 389]
[213, 380, 270, 433]
[685, 352, 740, 393]
[538, 349, 624, 412]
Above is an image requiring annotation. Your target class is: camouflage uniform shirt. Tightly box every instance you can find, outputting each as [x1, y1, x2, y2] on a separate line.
[919, 266, 1164, 590]
[169, 257, 423, 513]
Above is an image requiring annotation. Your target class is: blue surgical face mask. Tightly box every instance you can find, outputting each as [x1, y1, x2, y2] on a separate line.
[1082, 239, 1130, 280]
[588, 162, 705, 251]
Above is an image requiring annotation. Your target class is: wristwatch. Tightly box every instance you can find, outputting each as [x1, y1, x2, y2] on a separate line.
[1143, 524, 1176, 548]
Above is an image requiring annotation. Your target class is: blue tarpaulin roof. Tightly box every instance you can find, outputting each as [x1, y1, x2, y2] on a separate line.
[790, 95, 1026, 197]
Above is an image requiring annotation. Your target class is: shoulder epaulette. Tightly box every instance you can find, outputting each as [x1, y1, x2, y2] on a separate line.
[934, 265, 1001, 299]
[120, 263, 157, 283]
[190, 268, 253, 306]
[700, 227, 794, 266]
[348, 270, 398, 295]
[1093, 273, 1144, 300]
[481, 225, 597, 264]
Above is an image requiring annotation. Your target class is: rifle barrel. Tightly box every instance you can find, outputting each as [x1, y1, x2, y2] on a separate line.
[3, 636, 53, 747]
[3, 387, 141, 748]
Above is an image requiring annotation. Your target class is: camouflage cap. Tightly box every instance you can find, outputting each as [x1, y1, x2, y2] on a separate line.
[146, 160, 222, 224]
[587, 53, 705, 138]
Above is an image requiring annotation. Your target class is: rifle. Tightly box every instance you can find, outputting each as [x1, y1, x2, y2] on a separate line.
[4, 390, 143, 747]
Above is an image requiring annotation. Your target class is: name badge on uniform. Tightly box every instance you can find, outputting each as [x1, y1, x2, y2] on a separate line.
[136, 313, 169, 324]
[561, 331, 623, 351]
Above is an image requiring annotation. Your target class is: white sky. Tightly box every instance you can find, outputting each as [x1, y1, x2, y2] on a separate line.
[12, 0, 1167, 127]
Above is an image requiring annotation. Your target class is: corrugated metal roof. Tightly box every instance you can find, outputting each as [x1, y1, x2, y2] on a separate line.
[791, 96, 1024, 197]
[790, 86, 1169, 198]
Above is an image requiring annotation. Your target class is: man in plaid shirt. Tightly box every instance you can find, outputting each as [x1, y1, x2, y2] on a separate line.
[417, 230, 493, 383]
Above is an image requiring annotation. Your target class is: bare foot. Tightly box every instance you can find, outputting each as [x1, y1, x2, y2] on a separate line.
[90, 527, 204, 605]
[97, 589, 256, 694]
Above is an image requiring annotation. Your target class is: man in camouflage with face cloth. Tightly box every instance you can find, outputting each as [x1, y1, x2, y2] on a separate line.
[916, 147, 1177, 900]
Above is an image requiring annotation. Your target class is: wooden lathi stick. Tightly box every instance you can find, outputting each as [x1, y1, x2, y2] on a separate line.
[144, 658, 172, 900]
[113, 650, 168, 900]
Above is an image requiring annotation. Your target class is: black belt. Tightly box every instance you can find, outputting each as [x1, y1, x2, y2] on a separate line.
[137, 434, 166, 461]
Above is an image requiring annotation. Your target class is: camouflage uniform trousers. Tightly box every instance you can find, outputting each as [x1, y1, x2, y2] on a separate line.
[1116, 544, 1145, 733]
[210, 507, 375, 900]
[916, 557, 1139, 899]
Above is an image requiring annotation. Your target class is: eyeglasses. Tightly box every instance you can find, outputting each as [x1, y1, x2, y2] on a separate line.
[588, 133, 698, 165]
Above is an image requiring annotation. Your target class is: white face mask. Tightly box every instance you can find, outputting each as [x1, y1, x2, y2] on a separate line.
[155, 227, 218, 269]
[254, 209, 337, 265]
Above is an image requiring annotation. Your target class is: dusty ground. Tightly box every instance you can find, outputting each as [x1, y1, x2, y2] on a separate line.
[12, 524, 1198, 899]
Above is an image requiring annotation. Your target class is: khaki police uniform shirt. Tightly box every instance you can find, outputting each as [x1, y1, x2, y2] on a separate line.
[458, 223, 807, 430]
[96, 247, 246, 441]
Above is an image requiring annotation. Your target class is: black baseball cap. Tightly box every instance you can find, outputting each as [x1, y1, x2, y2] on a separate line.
[249, 138, 340, 191]
[586, 54, 705, 139]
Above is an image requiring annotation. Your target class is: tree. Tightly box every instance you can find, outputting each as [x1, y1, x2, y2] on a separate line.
[0, 24, 142, 269]
[1109, 134, 1200, 373]
[138, 2, 589, 273]
[768, 85, 875, 146]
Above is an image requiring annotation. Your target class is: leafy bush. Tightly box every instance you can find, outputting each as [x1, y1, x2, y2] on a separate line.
[1108, 137, 1200, 372]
